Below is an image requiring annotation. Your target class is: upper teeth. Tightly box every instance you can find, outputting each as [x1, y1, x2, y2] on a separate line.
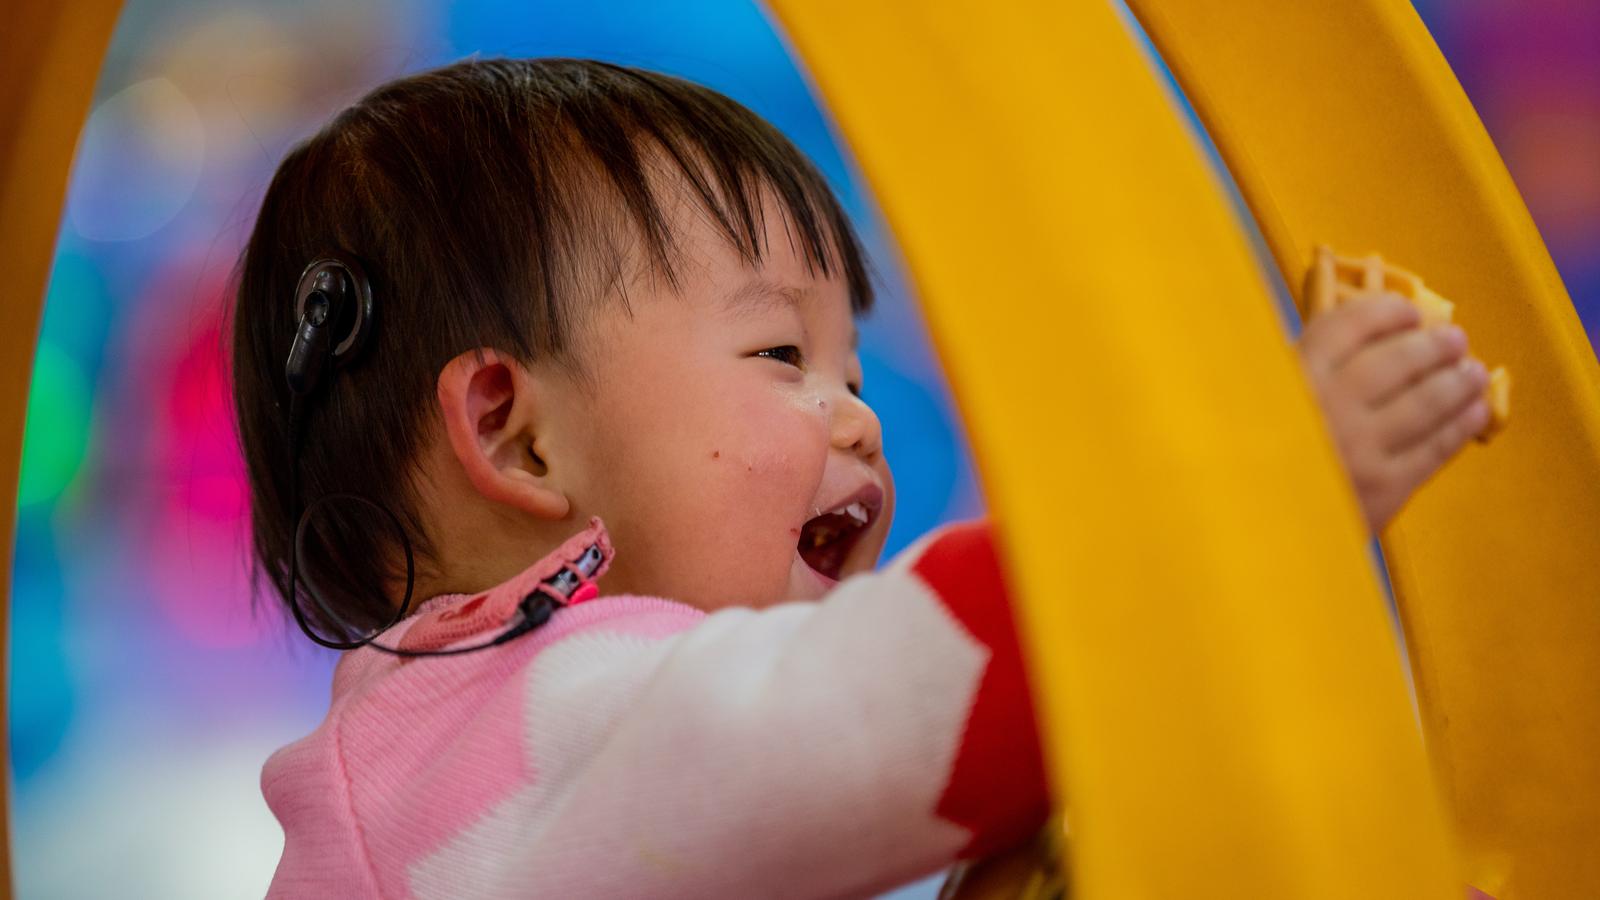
[838, 501, 869, 525]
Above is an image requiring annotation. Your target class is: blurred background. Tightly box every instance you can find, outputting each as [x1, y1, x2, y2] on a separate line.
[7, 0, 1597, 896]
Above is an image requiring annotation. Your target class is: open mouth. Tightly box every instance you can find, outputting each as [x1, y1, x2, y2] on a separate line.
[798, 497, 879, 582]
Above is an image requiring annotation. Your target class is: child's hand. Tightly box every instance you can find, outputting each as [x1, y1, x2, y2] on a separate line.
[1296, 294, 1491, 532]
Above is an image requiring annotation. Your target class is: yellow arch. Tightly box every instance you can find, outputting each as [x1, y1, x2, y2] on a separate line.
[767, 1, 1456, 897]
[0, 1, 123, 895]
[1125, 2, 1600, 896]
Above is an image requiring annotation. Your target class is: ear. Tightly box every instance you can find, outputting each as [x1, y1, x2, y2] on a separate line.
[436, 348, 570, 520]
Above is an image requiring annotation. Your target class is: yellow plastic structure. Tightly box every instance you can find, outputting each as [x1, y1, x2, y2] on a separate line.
[0, 1, 124, 895]
[1125, 2, 1600, 896]
[767, 2, 1457, 898]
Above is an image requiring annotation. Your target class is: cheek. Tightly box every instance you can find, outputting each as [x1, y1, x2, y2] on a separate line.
[579, 366, 830, 603]
[700, 385, 830, 522]
[683, 393, 828, 604]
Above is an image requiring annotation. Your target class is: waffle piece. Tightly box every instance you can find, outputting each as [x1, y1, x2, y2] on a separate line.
[1304, 245, 1510, 442]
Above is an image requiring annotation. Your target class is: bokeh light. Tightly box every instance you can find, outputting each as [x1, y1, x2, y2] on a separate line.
[17, 343, 93, 509]
[68, 77, 206, 243]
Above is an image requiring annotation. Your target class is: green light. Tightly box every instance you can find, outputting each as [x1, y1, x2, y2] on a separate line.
[17, 340, 93, 508]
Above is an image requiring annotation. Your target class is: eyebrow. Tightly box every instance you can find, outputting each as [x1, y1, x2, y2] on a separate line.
[721, 277, 860, 348]
[721, 278, 807, 317]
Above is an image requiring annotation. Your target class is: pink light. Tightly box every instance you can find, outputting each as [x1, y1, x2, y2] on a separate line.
[138, 264, 271, 649]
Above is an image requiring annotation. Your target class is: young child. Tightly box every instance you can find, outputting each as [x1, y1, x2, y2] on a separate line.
[234, 59, 1493, 898]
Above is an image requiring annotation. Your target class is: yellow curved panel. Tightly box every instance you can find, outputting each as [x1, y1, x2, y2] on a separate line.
[766, 2, 1456, 897]
[1123, 2, 1600, 896]
[0, 1, 123, 896]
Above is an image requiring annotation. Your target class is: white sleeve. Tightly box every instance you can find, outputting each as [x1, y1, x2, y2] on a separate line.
[401, 523, 1046, 899]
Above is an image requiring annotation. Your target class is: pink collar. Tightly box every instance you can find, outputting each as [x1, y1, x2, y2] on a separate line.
[394, 517, 614, 656]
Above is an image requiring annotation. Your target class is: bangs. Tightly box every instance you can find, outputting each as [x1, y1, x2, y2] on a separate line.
[546, 62, 874, 314]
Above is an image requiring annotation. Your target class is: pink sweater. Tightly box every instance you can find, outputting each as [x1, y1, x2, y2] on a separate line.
[261, 518, 1047, 898]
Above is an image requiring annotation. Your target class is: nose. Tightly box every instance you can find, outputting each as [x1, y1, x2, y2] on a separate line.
[830, 388, 883, 462]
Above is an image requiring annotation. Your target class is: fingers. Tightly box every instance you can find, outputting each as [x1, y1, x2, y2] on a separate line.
[1389, 391, 1491, 490]
[1299, 294, 1421, 379]
[1342, 324, 1469, 408]
[1376, 357, 1489, 453]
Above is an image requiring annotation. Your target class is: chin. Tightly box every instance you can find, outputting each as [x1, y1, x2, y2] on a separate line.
[783, 553, 838, 604]
[784, 534, 887, 605]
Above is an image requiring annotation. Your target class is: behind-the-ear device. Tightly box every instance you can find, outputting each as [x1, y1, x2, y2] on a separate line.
[281, 252, 590, 656]
[286, 255, 373, 397]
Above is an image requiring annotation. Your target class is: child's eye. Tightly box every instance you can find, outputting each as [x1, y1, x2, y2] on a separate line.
[754, 345, 806, 369]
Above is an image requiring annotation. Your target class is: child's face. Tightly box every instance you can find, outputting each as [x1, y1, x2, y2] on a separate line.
[543, 194, 893, 610]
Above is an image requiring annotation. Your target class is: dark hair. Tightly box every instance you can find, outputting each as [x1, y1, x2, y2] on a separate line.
[232, 58, 873, 640]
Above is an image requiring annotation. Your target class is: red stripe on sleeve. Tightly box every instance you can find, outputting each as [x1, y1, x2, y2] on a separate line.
[909, 520, 1050, 859]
